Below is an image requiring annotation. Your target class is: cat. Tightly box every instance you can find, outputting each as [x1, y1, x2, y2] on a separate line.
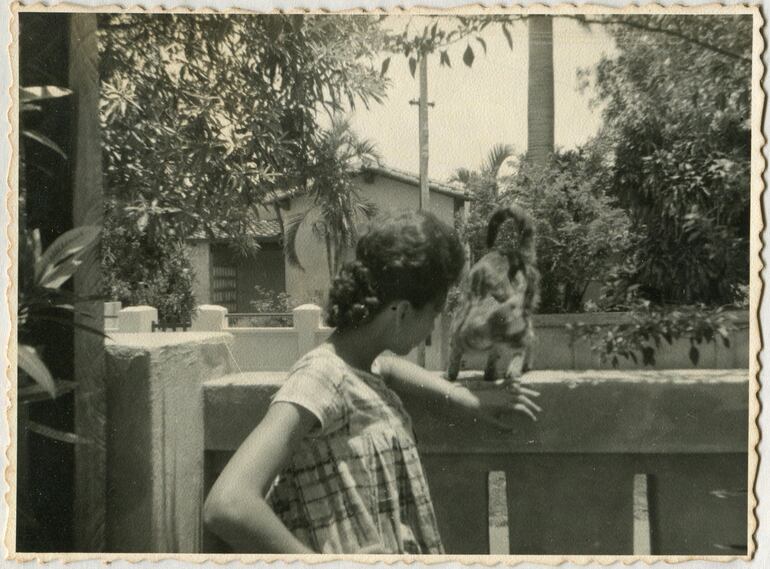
[447, 205, 540, 382]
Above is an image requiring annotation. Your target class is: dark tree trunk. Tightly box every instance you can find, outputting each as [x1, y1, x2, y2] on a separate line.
[527, 16, 555, 166]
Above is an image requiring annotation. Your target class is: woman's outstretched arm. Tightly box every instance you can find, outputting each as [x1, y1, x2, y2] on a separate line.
[377, 355, 542, 427]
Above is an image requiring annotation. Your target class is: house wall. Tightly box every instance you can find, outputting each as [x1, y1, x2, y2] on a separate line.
[284, 193, 331, 304]
[234, 243, 286, 312]
[188, 241, 286, 311]
[187, 242, 211, 305]
[285, 175, 459, 303]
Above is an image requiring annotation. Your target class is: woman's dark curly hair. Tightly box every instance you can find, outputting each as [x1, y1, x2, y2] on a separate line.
[326, 210, 465, 329]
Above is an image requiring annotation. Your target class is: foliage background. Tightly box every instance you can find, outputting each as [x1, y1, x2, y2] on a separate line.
[584, 15, 751, 307]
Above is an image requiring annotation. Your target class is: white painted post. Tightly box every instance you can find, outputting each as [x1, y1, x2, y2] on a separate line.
[294, 304, 322, 357]
[191, 305, 228, 332]
[117, 306, 158, 333]
[633, 473, 652, 555]
[104, 301, 122, 332]
[488, 471, 510, 554]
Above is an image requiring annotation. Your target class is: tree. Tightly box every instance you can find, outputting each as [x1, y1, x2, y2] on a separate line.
[454, 143, 633, 313]
[285, 116, 380, 280]
[99, 14, 388, 252]
[450, 143, 515, 198]
[527, 16, 554, 166]
[586, 15, 751, 306]
[505, 148, 634, 312]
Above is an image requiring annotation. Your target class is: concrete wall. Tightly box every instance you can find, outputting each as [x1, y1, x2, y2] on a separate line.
[456, 311, 750, 372]
[187, 242, 211, 305]
[104, 332, 234, 553]
[103, 305, 749, 555]
[108, 304, 750, 373]
[203, 368, 749, 555]
[285, 175, 459, 303]
[284, 193, 333, 303]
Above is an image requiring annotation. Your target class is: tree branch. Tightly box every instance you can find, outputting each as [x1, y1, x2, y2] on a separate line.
[570, 15, 751, 64]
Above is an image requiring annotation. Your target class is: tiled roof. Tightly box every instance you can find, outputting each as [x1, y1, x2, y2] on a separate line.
[188, 219, 282, 242]
[358, 164, 471, 200]
[262, 164, 472, 205]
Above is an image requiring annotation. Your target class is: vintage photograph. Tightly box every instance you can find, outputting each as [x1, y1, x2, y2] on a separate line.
[11, 4, 761, 561]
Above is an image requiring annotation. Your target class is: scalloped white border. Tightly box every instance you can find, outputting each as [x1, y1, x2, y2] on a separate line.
[2, 1, 764, 566]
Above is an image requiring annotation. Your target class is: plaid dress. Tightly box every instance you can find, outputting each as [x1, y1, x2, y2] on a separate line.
[267, 345, 444, 554]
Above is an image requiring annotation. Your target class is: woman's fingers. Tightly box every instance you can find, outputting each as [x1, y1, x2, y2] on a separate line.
[516, 394, 542, 413]
[513, 403, 538, 422]
[517, 386, 540, 398]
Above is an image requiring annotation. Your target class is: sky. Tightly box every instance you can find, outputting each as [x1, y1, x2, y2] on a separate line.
[342, 16, 618, 182]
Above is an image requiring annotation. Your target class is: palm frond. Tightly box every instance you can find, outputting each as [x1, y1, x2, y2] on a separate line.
[450, 168, 473, 185]
[354, 199, 378, 220]
[482, 143, 515, 179]
[284, 212, 311, 270]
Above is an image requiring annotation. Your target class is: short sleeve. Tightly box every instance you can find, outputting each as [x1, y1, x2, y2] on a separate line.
[271, 351, 348, 436]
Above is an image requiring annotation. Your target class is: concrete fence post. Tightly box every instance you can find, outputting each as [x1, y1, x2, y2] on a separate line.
[118, 306, 158, 333]
[294, 304, 322, 357]
[192, 305, 228, 332]
[105, 332, 234, 552]
[104, 301, 122, 332]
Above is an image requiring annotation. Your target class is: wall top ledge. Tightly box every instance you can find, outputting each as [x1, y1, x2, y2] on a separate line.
[106, 331, 233, 350]
[204, 368, 748, 390]
[534, 309, 749, 327]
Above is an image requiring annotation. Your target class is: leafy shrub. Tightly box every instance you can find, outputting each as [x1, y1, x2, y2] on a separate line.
[588, 15, 751, 306]
[245, 285, 294, 327]
[457, 148, 635, 314]
[505, 150, 634, 313]
[102, 201, 196, 323]
[568, 300, 736, 368]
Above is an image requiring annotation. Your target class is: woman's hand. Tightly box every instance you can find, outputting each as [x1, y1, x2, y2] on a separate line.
[453, 381, 542, 429]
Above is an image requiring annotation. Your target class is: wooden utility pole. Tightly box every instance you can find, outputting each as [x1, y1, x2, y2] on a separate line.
[418, 54, 430, 210]
[410, 52, 433, 366]
[410, 53, 433, 210]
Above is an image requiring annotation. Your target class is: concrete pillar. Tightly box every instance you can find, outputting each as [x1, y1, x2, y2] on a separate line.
[105, 332, 234, 552]
[104, 302, 122, 333]
[191, 305, 227, 332]
[118, 306, 158, 333]
[293, 304, 322, 357]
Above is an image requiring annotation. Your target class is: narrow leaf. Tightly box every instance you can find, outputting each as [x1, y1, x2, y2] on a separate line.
[463, 44, 475, 67]
[689, 345, 700, 366]
[476, 36, 488, 54]
[19, 85, 72, 103]
[36, 226, 101, 289]
[409, 57, 417, 78]
[502, 25, 514, 49]
[440, 50, 451, 68]
[284, 212, 309, 270]
[22, 130, 67, 159]
[19, 380, 76, 404]
[27, 421, 88, 445]
[31, 314, 111, 340]
[380, 57, 391, 77]
[18, 345, 55, 397]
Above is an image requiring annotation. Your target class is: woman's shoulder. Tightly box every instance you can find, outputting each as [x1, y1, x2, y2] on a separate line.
[287, 345, 350, 382]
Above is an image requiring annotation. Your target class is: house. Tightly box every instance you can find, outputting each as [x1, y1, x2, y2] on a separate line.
[187, 165, 471, 313]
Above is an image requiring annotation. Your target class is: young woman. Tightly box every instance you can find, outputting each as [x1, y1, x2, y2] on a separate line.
[204, 210, 541, 554]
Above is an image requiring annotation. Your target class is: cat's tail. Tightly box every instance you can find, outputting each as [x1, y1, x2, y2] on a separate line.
[486, 205, 536, 261]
